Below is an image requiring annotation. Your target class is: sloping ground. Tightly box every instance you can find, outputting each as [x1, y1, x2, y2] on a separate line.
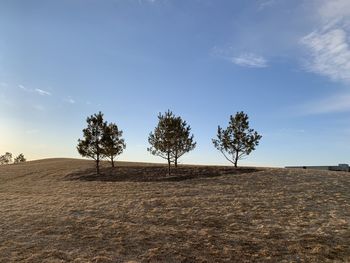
[0, 158, 349, 262]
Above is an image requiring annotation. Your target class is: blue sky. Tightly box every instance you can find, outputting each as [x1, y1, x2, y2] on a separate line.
[1, 0, 350, 166]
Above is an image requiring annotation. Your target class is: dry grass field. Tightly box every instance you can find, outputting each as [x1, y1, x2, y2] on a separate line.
[0, 158, 349, 262]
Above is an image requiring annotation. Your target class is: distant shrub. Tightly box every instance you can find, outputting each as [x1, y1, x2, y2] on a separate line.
[0, 152, 12, 165]
[14, 153, 26, 164]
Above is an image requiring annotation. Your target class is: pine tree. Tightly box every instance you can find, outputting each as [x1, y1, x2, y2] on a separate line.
[102, 123, 126, 168]
[171, 116, 196, 168]
[77, 112, 107, 175]
[14, 153, 26, 164]
[212, 111, 262, 167]
[0, 152, 12, 165]
[148, 110, 196, 175]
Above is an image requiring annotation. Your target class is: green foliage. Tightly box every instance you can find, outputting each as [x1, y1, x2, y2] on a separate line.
[14, 153, 26, 164]
[148, 110, 196, 175]
[102, 123, 126, 167]
[77, 112, 126, 174]
[212, 111, 262, 167]
[0, 152, 12, 165]
[77, 112, 107, 174]
[170, 116, 196, 167]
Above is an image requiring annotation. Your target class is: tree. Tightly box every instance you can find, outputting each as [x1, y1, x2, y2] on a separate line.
[212, 111, 262, 168]
[14, 153, 26, 164]
[170, 116, 196, 168]
[77, 112, 107, 175]
[0, 152, 12, 165]
[148, 110, 196, 175]
[102, 123, 126, 168]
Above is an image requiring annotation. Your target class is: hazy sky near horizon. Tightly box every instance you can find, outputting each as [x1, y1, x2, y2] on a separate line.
[1, 0, 350, 166]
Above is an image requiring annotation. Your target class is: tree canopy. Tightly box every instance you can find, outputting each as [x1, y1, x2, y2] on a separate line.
[102, 122, 126, 167]
[77, 112, 126, 174]
[0, 152, 12, 165]
[212, 111, 262, 167]
[14, 153, 26, 164]
[148, 110, 196, 175]
[77, 112, 107, 174]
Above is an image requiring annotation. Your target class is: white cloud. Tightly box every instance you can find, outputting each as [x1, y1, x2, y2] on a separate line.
[296, 0, 350, 115]
[18, 84, 29, 91]
[231, 53, 268, 68]
[18, 85, 52, 96]
[318, 0, 350, 23]
[301, 28, 350, 83]
[212, 46, 268, 68]
[65, 97, 76, 104]
[300, 0, 350, 84]
[301, 93, 350, 114]
[35, 88, 51, 96]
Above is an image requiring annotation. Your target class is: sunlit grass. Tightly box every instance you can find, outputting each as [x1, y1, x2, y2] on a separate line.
[0, 158, 349, 262]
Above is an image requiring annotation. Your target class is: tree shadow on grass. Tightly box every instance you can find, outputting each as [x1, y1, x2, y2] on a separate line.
[65, 166, 259, 182]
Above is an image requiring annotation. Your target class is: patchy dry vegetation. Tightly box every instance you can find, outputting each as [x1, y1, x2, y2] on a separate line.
[0, 158, 350, 262]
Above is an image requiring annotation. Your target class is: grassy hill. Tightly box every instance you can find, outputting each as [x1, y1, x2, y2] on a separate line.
[0, 158, 349, 262]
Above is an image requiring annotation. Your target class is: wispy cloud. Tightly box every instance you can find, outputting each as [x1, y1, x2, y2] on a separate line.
[18, 84, 30, 91]
[258, 0, 276, 11]
[35, 88, 51, 96]
[300, 0, 350, 83]
[300, 93, 350, 114]
[64, 96, 76, 104]
[295, 0, 350, 115]
[212, 46, 268, 68]
[317, 0, 350, 23]
[301, 28, 350, 83]
[18, 85, 52, 96]
[231, 53, 268, 68]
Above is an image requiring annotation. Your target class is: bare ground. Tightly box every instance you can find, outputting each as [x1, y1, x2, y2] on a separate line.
[0, 158, 349, 262]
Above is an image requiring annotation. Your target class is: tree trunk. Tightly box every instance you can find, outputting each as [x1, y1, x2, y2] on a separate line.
[96, 144, 100, 175]
[167, 152, 171, 176]
[96, 157, 100, 175]
[234, 150, 239, 168]
[174, 149, 178, 168]
[111, 156, 115, 168]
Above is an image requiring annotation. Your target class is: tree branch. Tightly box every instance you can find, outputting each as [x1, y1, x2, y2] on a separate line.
[220, 149, 235, 165]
